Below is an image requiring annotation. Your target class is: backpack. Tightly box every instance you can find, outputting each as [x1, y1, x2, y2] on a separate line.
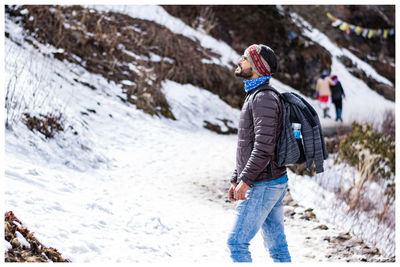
[247, 84, 327, 173]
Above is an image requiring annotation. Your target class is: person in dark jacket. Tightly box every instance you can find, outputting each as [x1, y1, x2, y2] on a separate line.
[227, 44, 291, 262]
[330, 75, 346, 122]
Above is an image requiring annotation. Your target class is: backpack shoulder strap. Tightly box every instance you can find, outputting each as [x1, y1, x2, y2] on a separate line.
[248, 84, 281, 122]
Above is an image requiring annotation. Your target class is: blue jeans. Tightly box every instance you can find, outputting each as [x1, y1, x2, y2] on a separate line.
[227, 180, 291, 262]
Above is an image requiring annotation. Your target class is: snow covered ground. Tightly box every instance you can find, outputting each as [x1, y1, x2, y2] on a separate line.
[288, 157, 396, 258]
[5, 30, 343, 262]
[5, 28, 237, 262]
[4, 5, 396, 262]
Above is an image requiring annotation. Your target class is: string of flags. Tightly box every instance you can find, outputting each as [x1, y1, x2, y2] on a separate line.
[326, 12, 394, 39]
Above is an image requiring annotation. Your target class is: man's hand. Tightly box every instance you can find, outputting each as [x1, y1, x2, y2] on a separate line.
[234, 181, 250, 200]
[228, 182, 238, 201]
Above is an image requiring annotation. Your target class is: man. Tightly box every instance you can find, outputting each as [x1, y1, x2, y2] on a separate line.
[227, 44, 291, 262]
[315, 71, 335, 118]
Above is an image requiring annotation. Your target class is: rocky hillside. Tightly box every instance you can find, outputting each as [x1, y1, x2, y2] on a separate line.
[6, 5, 394, 125]
[163, 5, 395, 99]
[5, 5, 244, 122]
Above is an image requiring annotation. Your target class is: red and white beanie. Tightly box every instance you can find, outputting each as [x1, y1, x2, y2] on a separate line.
[244, 44, 277, 77]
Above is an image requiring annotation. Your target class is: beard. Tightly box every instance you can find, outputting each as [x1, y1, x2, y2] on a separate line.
[235, 65, 253, 79]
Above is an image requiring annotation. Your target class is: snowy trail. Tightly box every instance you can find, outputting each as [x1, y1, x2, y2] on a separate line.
[5, 105, 237, 262]
[6, 90, 385, 263]
[4, 58, 360, 262]
[5, 115, 369, 263]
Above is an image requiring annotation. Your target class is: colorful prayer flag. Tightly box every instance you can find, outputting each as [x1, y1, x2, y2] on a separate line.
[368, 29, 376, 38]
[362, 28, 369, 37]
[326, 12, 335, 20]
[339, 22, 349, 31]
[383, 29, 389, 38]
[327, 12, 394, 39]
[332, 19, 342, 27]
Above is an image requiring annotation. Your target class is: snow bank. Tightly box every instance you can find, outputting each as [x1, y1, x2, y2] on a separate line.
[161, 80, 239, 131]
[288, 157, 395, 257]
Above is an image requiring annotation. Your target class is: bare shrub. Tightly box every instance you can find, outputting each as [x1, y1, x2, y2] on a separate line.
[22, 113, 64, 138]
[380, 109, 395, 141]
[5, 56, 27, 129]
[4, 37, 66, 130]
[335, 121, 395, 233]
[193, 7, 217, 34]
[324, 119, 395, 257]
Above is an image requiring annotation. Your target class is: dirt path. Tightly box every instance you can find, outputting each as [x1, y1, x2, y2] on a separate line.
[198, 178, 393, 262]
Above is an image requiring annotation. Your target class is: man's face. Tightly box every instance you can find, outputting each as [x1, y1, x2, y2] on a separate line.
[235, 55, 253, 79]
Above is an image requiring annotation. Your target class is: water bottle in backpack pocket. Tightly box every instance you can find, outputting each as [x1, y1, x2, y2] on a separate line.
[291, 123, 306, 164]
[292, 123, 301, 139]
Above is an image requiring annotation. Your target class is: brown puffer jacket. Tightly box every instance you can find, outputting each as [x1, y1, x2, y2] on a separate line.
[231, 84, 287, 187]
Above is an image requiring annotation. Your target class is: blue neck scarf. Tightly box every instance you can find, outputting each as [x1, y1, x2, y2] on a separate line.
[244, 76, 271, 93]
